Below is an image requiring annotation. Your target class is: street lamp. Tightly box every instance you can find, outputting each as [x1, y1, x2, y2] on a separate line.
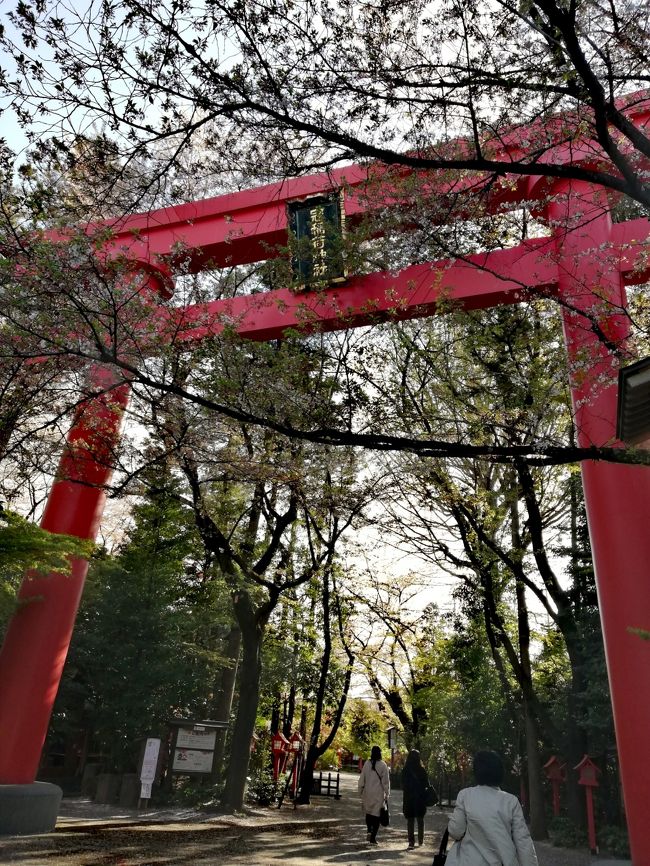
[617, 357, 650, 445]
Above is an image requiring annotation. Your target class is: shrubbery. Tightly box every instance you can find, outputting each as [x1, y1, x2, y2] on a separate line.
[246, 768, 279, 806]
[548, 817, 587, 849]
[548, 816, 630, 859]
[597, 825, 630, 859]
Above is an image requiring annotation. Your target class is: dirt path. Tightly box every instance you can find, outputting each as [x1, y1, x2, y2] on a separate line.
[0, 774, 627, 865]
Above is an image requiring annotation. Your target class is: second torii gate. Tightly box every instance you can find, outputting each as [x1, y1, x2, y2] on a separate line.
[1, 101, 650, 860]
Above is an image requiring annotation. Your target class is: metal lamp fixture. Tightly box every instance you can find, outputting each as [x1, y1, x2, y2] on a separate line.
[617, 357, 650, 445]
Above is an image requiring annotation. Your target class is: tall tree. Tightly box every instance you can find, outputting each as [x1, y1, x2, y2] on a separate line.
[349, 571, 437, 750]
[295, 556, 355, 803]
[142, 344, 377, 809]
[372, 303, 605, 837]
[51, 470, 229, 772]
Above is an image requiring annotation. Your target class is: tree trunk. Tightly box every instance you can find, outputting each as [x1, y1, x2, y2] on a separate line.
[513, 555, 547, 840]
[210, 625, 241, 782]
[524, 700, 547, 840]
[222, 595, 264, 811]
[296, 562, 353, 804]
[562, 632, 588, 825]
[295, 568, 332, 804]
[282, 684, 296, 738]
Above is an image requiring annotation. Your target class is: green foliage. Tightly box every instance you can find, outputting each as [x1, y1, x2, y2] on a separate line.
[51, 477, 233, 771]
[548, 816, 587, 849]
[245, 766, 279, 807]
[167, 777, 223, 809]
[245, 731, 279, 806]
[418, 616, 514, 770]
[337, 699, 384, 758]
[0, 508, 94, 631]
[532, 628, 572, 732]
[597, 825, 631, 859]
[316, 747, 339, 770]
[260, 592, 317, 699]
[0, 508, 93, 579]
[548, 475, 616, 756]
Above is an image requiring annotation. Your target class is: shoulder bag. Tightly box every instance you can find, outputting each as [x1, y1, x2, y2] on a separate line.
[425, 784, 439, 807]
[373, 765, 390, 826]
[432, 828, 449, 866]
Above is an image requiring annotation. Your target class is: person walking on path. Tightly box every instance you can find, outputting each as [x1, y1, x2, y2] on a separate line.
[446, 750, 538, 865]
[401, 749, 434, 849]
[358, 745, 390, 845]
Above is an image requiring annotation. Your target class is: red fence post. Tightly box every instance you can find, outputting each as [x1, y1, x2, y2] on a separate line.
[549, 183, 650, 864]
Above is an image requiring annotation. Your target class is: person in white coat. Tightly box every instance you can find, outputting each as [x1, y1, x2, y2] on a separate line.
[447, 751, 538, 866]
[358, 745, 390, 844]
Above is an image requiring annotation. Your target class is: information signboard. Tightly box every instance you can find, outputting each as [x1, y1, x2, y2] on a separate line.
[176, 727, 217, 750]
[172, 748, 214, 774]
[168, 719, 228, 776]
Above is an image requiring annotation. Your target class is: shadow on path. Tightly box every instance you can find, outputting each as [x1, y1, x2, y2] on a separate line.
[0, 771, 629, 865]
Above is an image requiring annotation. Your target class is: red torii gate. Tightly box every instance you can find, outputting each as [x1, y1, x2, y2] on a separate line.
[1, 101, 650, 859]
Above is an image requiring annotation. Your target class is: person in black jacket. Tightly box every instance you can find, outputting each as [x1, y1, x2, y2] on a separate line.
[401, 749, 434, 849]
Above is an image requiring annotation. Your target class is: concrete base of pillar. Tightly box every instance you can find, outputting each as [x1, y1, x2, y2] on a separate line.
[0, 782, 62, 835]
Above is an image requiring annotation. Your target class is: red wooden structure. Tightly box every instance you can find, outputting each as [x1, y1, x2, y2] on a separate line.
[575, 755, 601, 853]
[543, 755, 567, 817]
[1, 99, 650, 856]
[272, 732, 290, 781]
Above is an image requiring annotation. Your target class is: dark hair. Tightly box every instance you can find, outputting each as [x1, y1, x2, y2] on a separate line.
[404, 749, 423, 771]
[473, 750, 504, 787]
[370, 745, 382, 766]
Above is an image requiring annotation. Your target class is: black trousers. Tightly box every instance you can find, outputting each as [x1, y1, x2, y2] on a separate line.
[365, 813, 381, 841]
[407, 815, 424, 846]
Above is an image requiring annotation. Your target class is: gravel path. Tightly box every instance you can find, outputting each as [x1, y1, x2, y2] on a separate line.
[0, 773, 630, 865]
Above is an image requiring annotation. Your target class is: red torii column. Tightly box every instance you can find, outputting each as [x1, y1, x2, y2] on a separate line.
[549, 181, 650, 865]
[0, 365, 130, 831]
[0, 265, 168, 833]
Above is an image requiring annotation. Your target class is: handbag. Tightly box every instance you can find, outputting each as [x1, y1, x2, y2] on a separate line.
[432, 828, 449, 866]
[425, 784, 439, 807]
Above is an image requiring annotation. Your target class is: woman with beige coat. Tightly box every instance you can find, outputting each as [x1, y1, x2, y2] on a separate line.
[358, 745, 390, 845]
[447, 751, 538, 866]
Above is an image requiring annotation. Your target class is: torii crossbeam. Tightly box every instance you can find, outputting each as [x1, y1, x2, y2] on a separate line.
[1, 99, 650, 859]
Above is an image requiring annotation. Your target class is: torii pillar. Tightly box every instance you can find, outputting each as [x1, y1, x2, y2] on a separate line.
[0, 364, 131, 833]
[550, 182, 650, 865]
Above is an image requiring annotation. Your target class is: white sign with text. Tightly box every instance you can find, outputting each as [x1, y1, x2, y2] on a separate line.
[172, 748, 214, 773]
[176, 727, 217, 750]
[140, 738, 161, 784]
